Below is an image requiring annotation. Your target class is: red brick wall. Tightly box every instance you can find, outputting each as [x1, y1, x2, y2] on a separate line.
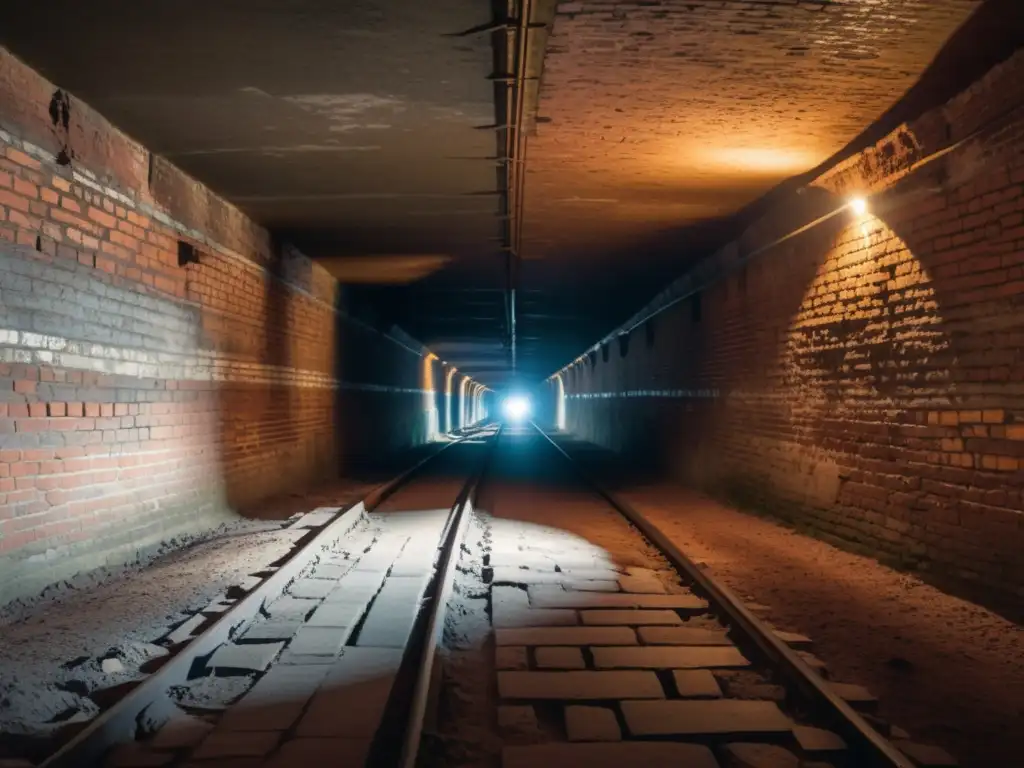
[562, 52, 1024, 609]
[0, 48, 435, 604]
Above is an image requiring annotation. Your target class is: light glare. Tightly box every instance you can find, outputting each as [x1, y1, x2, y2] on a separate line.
[502, 395, 531, 422]
[850, 197, 868, 216]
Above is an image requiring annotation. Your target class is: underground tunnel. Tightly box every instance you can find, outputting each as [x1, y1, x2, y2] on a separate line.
[0, 1, 1023, 767]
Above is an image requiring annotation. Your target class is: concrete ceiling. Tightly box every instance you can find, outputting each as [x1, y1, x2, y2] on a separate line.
[1, 0, 1012, 390]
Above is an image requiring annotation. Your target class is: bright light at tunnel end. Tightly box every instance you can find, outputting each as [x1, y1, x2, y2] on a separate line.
[849, 196, 868, 216]
[502, 395, 532, 423]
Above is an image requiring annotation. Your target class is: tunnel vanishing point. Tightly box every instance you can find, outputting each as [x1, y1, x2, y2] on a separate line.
[1, 3, 1024, 766]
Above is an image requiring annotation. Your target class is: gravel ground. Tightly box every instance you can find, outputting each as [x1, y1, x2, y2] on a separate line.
[618, 484, 1024, 768]
[0, 478, 372, 763]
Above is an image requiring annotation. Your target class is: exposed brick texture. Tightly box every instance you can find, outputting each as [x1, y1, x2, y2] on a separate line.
[0, 48, 452, 604]
[524, 0, 976, 259]
[557, 52, 1024, 608]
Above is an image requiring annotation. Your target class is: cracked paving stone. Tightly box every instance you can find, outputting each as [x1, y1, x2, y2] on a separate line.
[621, 699, 792, 737]
[502, 743, 718, 768]
[636, 626, 733, 645]
[496, 646, 530, 670]
[672, 669, 723, 698]
[721, 742, 800, 768]
[207, 642, 284, 673]
[496, 626, 635, 646]
[592, 645, 749, 669]
[580, 609, 682, 626]
[565, 705, 621, 741]
[793, 725, 847, 752]
[498, 670, 664, 700]
[535, 647, 586, 669]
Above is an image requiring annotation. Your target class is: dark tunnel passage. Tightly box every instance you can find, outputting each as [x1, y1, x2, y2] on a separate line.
[1, 2, 1023, 767]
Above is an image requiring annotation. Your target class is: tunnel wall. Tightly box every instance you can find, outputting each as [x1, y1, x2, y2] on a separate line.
[562, 51, 1024, 608]
[0, 48, 437, 605]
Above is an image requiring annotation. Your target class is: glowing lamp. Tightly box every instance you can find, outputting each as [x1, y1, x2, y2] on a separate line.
[502, 395, 531, 422]
[849, 197, 868, 216]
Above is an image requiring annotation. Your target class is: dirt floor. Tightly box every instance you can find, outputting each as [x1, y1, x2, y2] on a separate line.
[618, 484, 1024, 768]
[0, 478, 373, 761]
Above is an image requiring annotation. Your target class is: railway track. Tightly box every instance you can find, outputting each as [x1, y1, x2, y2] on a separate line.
[41, 421, 924, 768]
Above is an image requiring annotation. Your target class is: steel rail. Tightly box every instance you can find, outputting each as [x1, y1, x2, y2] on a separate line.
[532, 423, 914, 768]
[396, 424, 503, 768]
[38, 430, 488, 768]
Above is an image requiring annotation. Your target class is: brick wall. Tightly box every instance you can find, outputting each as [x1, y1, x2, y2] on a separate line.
[560, 51, 1024, 609]
[0, 48, 439, 605]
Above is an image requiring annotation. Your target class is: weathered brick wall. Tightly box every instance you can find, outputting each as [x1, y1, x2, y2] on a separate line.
[562, 51, 1024, 608]
[0, 48, 433, 604]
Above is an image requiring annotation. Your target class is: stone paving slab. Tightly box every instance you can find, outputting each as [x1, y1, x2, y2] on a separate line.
[263, 737, 372, 768]
[793, 725, 847, 752]
[896, 741, 958, 766]
[287, 579, 335, 600]
[774, 630, 813, 648]
[564, 580, 620, 592]
[592, 645, 749, 669]
[239, 619, 303, 643]
[502, 742, 719, 768]
[491, 566, 620, 584]
[580, 609, 682, 626]
[496, 646, 529, 670]
[297, 647, 402, 739]
[493, 606, 578, 628]
[565, 705, 621, 741]
[355, 576, 425, 647]
[288, 509, 340, 529]
[534, 647, 586, 669]
[309, 563, 351, 581]
[289, 626, 348, 657]
[722, 743, 800, 768]
[150, 713, 214, 749]
[498, 705, 541, 739]
[828, 681, 877, 706]
[191, 730, 282, 760]
[219, 663, 329, 732]
[529, 590, 707, 611]
[621, 699, 792, 736]
[618, 575, 668, 594]
[263, 596, 317, 620]
[496, 626, 635, 647]
[351, 536, 408, 572]
[636, 626, 733, 646]
[207, 642, 284, 673]
[672, 669, 724, 698]
[163, 614, 207, 645]
[305, 600, 366, 629]
[498, 670, 665, 700]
